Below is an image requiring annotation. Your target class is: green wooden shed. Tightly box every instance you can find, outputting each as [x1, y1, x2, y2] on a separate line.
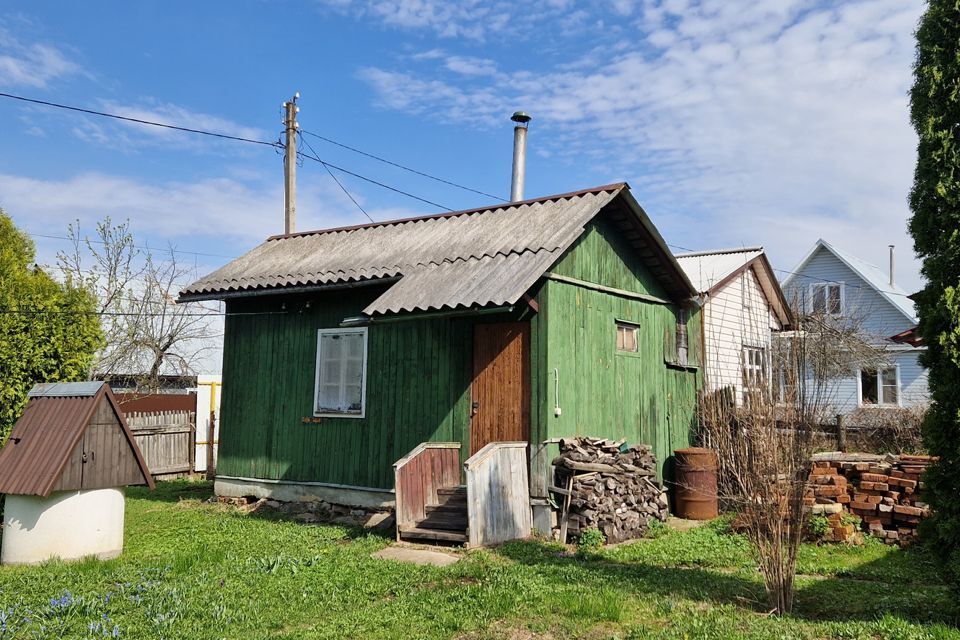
[180, 183, 702, 537]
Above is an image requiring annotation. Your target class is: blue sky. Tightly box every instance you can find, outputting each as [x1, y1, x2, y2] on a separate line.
[0, 0, 925, 294]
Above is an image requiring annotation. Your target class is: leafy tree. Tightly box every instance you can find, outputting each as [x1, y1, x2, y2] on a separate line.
[909, 0, 960, 587]
[0, 210, 102, 441]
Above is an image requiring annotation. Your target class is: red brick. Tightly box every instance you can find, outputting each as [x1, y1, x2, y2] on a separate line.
[816, 486, 844, 498]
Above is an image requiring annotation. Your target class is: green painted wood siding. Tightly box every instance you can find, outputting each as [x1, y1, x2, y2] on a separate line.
[550, 218, 673, 299]
[218, 288, 475, 490]
[533, 217, 702, 482]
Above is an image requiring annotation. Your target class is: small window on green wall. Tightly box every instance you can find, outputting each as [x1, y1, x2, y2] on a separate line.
[314, 328, 368, 418]
[616, 322, 639, 353]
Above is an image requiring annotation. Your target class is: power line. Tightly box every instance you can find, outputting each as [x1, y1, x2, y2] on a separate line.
[298, 133, 374, 223]
[301, 129, 507, 202]
[297, 148, 454, 212]
[0, 307, 283, 319]
[0, 92, 282, 148]
[27, 231, 238, 260]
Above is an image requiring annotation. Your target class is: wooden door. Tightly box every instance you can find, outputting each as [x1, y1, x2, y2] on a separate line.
[471, 322, 530, 454]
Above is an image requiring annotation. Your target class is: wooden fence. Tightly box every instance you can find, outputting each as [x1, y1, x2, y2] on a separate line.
[125, 411, 196, 478]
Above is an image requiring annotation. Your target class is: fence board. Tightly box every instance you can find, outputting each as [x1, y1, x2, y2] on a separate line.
[125, 411, 196, 477]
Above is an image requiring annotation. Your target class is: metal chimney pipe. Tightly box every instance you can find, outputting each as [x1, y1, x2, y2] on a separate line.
[889, 245, 895, 287]
[510, 111, 532, 202]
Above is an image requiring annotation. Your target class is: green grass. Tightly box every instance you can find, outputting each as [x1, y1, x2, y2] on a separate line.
[0, 481, 955, 639]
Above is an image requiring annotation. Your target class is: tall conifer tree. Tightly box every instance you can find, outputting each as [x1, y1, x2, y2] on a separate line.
[909, 0, 960, 586]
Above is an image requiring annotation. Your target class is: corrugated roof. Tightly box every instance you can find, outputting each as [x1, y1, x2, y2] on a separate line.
[0, 383, 154, 497]
[674, 247, 763, 293]
[29, 381, 105, 397]
[674, 247, 792, 328]
[782, 240, 917, 323]
[180, 184, 696, 314]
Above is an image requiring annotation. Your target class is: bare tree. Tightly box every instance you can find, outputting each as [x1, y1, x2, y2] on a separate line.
[57, 219, 219, 392]
[698, 293, 887, 614]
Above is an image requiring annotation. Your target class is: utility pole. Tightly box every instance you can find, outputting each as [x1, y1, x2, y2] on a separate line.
[283, 93, 300, 235]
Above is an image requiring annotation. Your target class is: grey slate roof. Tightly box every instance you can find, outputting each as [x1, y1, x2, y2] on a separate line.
[675, 247, 792, 328]
[180, 183, 695, 315]
[674, 247, 764, 293]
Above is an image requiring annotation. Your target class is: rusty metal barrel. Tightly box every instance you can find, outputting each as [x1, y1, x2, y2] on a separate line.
[673, 447, 719, 520]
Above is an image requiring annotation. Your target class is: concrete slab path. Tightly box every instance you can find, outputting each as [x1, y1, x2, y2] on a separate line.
[372, 546, 460, 567]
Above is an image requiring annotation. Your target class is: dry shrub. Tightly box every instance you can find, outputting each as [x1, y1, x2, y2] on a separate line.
[845, 405, 927, 454]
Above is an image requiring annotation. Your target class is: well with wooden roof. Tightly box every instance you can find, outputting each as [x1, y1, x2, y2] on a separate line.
[0, 382, 154, 565]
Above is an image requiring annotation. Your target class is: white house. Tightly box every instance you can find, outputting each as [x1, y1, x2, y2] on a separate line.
[675, 247, 792, 403]
[781, 240, 928, 414]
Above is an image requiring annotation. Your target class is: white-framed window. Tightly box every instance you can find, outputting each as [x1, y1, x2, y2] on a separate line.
[742, 345, 767, 402]
[314, 328, 368, 418]
[859, 366, 900, 407]
[616, 321, 639, 353]
[810, 283, 843, 316]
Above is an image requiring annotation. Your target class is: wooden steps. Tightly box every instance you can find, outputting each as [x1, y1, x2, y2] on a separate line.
[398, 485, 468, 544]
[397, 525, 468, 543]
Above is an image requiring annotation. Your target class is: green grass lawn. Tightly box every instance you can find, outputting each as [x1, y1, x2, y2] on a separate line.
[0, 481, 956, 639]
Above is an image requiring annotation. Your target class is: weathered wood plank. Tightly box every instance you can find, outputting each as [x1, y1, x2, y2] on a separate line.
[464, 442, 532, 547]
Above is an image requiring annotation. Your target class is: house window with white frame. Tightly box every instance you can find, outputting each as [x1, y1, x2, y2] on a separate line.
[742, 345, 767, 403]
[314, 328, 368, 417]
[811, 283, 843, 316]
[859, 367, 899, 407]
[616, 321, 639, 353]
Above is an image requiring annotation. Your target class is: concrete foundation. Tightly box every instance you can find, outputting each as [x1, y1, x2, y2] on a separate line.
[2, 488, 125, 565]
[215, 475, 395, 510]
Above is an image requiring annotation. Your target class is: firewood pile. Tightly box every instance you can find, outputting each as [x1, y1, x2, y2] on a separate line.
[806, 453, 934, 546]
[551, 437, 668, 544]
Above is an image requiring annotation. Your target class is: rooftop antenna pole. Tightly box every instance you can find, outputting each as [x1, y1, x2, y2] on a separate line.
[510, 111, 532, 202]
[283, 93, 300, 234]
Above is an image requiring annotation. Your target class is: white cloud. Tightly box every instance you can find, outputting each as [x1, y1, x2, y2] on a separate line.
[0, 28, 82, 88]
[356, 0, 927, 291]
[445, 56, 499, 77]
[319, 0, 510, 39]
[69, 99, 273, 152]
[0, 170, 385, 254]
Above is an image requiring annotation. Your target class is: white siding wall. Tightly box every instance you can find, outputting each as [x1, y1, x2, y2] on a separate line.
[782, 246, 929, 415]
[703, 267, 781, 401]
[899, 350, 930, 408]
[822, 351, 929, 414]
[782, 248, 913, 341]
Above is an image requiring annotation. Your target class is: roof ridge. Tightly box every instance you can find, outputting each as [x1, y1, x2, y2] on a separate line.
[674, 246, 763, 258]
[265, 183, 628, 241]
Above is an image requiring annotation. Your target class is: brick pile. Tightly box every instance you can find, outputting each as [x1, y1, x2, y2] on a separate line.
[805, 453, 934, 546]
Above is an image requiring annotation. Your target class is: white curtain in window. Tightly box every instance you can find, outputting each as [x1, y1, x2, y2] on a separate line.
[317, 332, 365, 414]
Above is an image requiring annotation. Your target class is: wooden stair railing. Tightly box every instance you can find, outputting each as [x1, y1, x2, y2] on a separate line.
[463, 441, 532, 547]
[393, 442, 463, 542]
